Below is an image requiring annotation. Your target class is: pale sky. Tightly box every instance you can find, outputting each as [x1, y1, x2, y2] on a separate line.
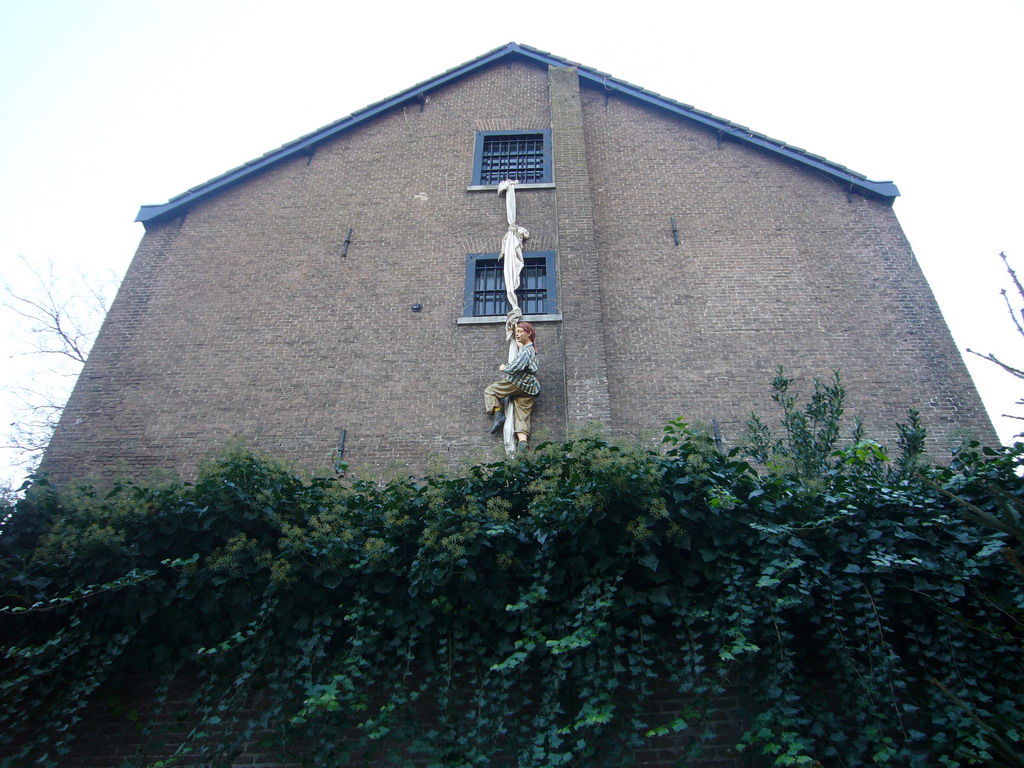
[1, 0, 1022, 484]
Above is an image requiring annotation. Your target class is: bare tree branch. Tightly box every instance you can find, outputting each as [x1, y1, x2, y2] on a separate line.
[1, 257, 108, 365]
[968, 252, 1024, 439]
[966, 348, 1024, 380]
[1000, 251, 1024, 339]
[998, 287, 1024, 343]
[4, 386, 65, 455]
[1, 256, 114, 469]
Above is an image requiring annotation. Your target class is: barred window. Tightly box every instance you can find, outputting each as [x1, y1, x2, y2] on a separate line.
[464, 252, 557, 317]
[472, 131, 552, 186]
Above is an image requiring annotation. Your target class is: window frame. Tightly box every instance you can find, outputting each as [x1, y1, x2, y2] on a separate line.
[462, 252, 558, 319]
[471, 130, 553, 187]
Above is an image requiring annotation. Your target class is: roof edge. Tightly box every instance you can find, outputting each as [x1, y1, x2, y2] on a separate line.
[136, 42, 898, 225]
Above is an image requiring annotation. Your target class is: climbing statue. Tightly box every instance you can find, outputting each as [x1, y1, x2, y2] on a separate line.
[484, 321, 540, 452]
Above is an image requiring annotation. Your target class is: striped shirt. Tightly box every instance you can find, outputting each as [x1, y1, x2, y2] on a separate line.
[504, 343, 540, 395]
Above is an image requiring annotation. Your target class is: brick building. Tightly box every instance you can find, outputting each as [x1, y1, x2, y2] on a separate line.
[43, 42, 993, 480]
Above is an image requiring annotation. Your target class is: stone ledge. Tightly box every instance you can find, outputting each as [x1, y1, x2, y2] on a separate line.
[466, 183, 556, 192]
[456, 313, 562, 325]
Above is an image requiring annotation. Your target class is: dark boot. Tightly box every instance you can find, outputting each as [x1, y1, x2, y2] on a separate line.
[489, 409, 506, 434]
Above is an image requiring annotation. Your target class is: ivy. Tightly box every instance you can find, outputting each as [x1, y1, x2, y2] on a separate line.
[0, 403, 1022, 767]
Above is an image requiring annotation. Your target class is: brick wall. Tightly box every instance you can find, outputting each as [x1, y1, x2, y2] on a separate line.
[43, 60, 994, 482]
[45, 60, 568, 481]
[580, 81, 994, 453]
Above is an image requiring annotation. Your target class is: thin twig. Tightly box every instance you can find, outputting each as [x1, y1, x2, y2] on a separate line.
[862, 583, 906, 736]
[966, 349, 1024, 380]
[1000, 251, 1024, 337]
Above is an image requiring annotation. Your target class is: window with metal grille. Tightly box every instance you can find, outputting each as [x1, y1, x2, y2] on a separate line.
[464, 252, 557, 317]
[472, 130, 552, 186]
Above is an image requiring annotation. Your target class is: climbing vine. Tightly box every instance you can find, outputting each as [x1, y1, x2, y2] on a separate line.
[1, 380, 1022, 767]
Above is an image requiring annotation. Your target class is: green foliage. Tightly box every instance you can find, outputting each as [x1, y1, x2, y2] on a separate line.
[1, 401, 1022, 767]
[745, 367, 847, 481]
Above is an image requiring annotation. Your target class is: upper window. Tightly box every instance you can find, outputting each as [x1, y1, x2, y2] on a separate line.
[472, 130, 552, 186]
[464, 252, 557, 317]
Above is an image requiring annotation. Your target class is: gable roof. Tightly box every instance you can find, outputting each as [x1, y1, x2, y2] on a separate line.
[136, 42, 899, 226]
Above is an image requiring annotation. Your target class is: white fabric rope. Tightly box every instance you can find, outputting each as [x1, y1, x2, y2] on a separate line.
[497, 179, 529, 454]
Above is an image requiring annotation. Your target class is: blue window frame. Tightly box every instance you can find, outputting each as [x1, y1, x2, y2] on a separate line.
[464, 252, 557, 317]
[472, 130, 552, 186]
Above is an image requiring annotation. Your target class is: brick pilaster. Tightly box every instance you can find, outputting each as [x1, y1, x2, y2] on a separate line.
[549, 65, 613, 426]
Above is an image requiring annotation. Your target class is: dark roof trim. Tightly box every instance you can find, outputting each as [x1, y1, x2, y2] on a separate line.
[136, 42, 898, 225]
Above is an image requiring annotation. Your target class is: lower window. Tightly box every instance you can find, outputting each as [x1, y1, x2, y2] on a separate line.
[464, 252, 557, 317]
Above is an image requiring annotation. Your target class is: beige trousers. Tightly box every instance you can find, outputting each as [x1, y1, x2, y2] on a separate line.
[484, 380, 537, 437]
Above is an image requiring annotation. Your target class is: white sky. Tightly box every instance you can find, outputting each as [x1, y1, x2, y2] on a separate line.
[1, 0, 1022, 483]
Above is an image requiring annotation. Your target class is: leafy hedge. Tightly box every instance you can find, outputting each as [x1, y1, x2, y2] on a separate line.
[1, 408, 1022, 767]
